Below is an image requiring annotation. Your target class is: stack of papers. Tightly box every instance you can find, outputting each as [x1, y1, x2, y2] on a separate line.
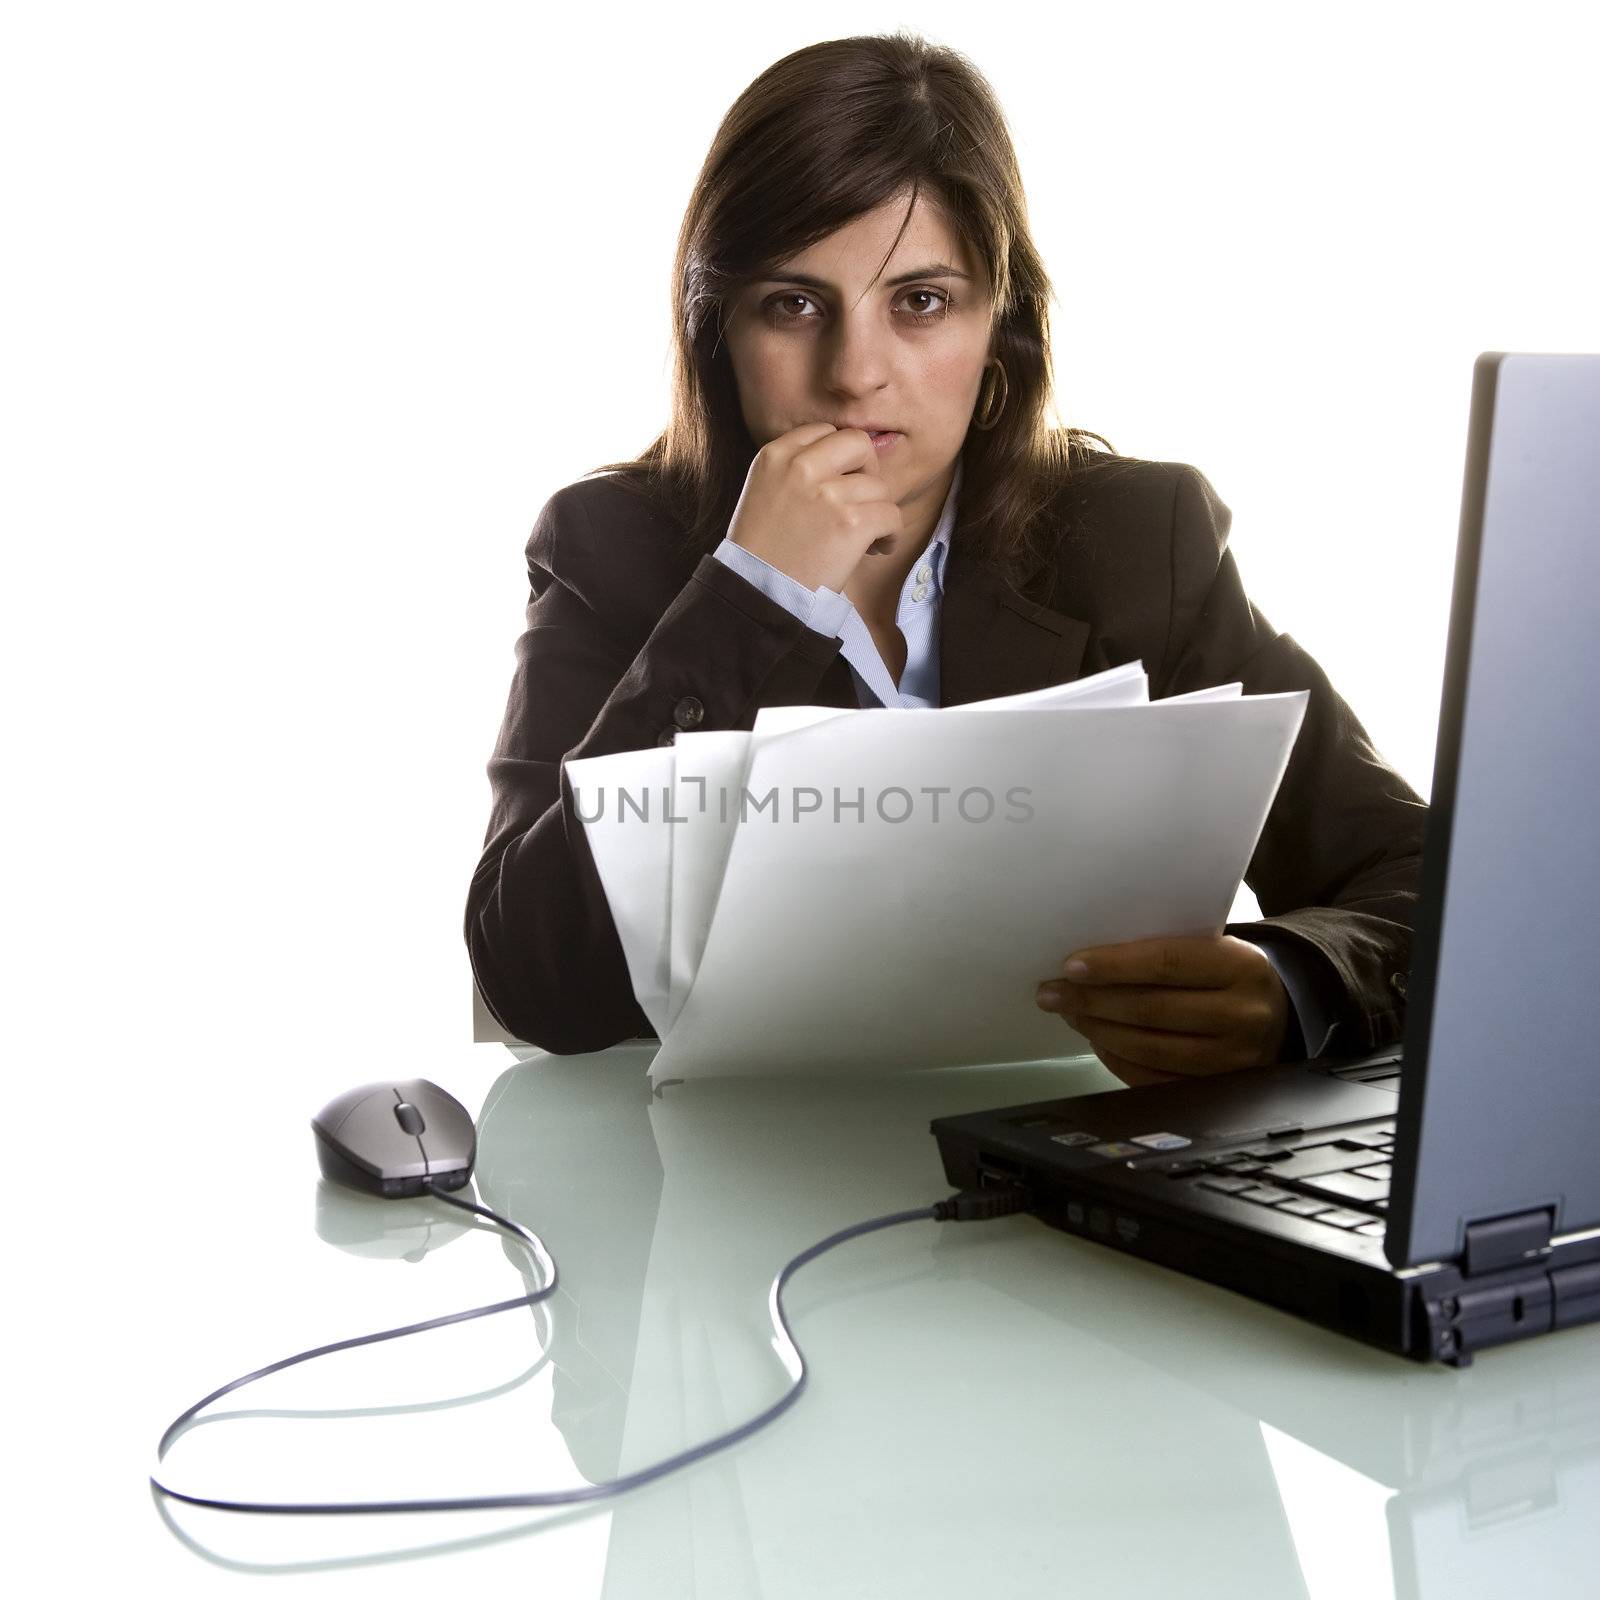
[564, 662, 1307, 1084]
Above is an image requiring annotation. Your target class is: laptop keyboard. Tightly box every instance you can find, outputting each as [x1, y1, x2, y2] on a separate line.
[1161, 1121, 1395, 1238]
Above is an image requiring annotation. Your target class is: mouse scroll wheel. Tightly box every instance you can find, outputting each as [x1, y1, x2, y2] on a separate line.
[393, 1101, 426, 1136]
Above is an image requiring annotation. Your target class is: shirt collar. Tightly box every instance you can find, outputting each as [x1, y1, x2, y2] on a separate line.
[919, 456, 961, 596]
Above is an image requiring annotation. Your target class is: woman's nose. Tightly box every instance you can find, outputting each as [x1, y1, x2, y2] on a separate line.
[818, 312, 895, 388]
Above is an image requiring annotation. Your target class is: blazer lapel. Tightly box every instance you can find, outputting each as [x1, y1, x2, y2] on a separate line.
[938, 537, 1090, 707]
[811, 651, 861, 708]
[800, 533, 1093, 709]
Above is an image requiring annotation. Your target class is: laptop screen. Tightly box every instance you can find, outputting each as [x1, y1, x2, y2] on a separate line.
[1388, 352, 1600, 1268]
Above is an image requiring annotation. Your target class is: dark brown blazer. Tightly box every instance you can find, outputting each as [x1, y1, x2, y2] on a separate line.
[466, 452, 1428, 1058]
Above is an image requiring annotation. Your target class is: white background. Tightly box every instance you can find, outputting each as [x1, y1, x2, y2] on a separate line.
[5, 2, 1596, 1593]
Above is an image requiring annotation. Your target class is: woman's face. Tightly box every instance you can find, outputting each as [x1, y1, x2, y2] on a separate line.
[723, 190, 994, 509]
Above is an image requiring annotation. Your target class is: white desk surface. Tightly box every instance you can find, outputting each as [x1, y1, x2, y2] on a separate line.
[102, 1040, 1599, 1596]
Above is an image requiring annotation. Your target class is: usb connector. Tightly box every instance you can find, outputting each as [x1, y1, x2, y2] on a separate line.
[933, 1186, 1032, 1221]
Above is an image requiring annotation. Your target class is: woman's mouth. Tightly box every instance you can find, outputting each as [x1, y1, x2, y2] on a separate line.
[867, 430, 900, 452]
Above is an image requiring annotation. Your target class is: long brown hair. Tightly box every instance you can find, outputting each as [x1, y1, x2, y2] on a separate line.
[586, 30, 1116, 588]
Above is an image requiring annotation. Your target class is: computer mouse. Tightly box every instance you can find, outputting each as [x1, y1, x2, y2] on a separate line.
[312, 1078, 476, 1198]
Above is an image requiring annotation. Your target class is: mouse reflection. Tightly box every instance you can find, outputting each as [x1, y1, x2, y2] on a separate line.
[296, 1176, 558, 1411]
[314, 1179, 477, 1263]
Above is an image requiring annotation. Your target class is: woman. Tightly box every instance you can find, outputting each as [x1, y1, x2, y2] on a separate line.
[465, 32, 1427, 1083]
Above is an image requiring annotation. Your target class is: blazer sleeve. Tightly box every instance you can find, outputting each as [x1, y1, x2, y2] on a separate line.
[1157, 464, 1429, 1055]
[466, 481, 847, 1056]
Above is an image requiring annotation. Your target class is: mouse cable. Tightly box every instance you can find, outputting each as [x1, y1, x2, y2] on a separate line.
[149, 1179, 1029, 1516]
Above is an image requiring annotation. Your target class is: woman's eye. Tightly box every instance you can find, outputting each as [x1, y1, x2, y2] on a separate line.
[901, 289, 949, 319]
[769, 293, 816, 321]
[764, 288, 951, 325]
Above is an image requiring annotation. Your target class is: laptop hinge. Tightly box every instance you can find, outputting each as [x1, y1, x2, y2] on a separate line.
[1463, 1207, 1554, 1276]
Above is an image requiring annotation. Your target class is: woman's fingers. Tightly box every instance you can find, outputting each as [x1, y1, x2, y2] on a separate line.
[1097, 1050, 1186, 1088]
[1039, 979, 1230, 1036]
[1072, 1012, 1254, 1074]
[1035, 931, 1291, 1075]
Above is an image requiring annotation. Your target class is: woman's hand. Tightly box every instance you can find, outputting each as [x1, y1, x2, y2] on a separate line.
[725, 423, 904, 593]
[1035, 934, 1291, 1087]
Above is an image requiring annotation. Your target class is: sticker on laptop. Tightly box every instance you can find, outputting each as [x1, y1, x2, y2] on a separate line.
[1088, 1141, 1147, 1159]
[1130, 1132, 1192, 1150]
[1050, 1131, 1098, 1147]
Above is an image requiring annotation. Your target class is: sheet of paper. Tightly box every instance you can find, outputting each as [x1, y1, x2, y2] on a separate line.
[646, 690, 1307, 1081]
[561, 663, 1304, 1083]
[751, 706, 856, 737]
[958, 658, 1149, 711]
[666, 730, 754, 1031]
[1158, 682, 1243, 703]
[562, 746, 678, 1037]
[749, 659, 1151, 737]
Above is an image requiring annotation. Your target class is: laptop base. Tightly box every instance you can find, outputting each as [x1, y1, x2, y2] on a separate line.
[930, 1053, 1600, 1365]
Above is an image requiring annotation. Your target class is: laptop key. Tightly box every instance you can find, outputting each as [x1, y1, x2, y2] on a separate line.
[1198, 1175, 1253, 1194]
[1236, 1184, 1296, 1205]
[1353, 1162, 1393, 1181]
[1276, 1197, 1333, 1217]
[1267, 1146, 1390, 1183]
[1341, 1130, 1394, 1150]
[1298, 1170, 1390, 1205]
[1354, 1220, 1387, 1236]
[1312, 1208, 1372, 1229]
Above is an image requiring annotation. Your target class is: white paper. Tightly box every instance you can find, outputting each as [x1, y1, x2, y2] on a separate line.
[666, 730, 753, 1031]
[562, 746, 678, 1037]
[563, 663, 1306, 1082]
[958, 657, 1150, 711]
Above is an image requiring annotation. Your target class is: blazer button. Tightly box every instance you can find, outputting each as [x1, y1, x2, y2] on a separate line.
[673, 696, 705, 730]
[1390, 970, 1408, 1000]
[655, 728, 677, 747]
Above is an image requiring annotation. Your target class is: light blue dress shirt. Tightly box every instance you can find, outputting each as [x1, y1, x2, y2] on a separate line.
[712, 459, 959, 709]
[709, 457, 1340, 1061]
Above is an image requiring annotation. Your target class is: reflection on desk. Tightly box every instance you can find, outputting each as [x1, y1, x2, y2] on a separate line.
[476, 1044, 1600, 1599]
[161, 1041, 1600, 1596]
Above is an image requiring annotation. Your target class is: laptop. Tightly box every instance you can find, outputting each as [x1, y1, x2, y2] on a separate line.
[931, 352, 1600, 1365]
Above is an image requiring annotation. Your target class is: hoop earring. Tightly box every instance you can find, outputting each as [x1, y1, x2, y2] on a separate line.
[971, 359, 1008, 431]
